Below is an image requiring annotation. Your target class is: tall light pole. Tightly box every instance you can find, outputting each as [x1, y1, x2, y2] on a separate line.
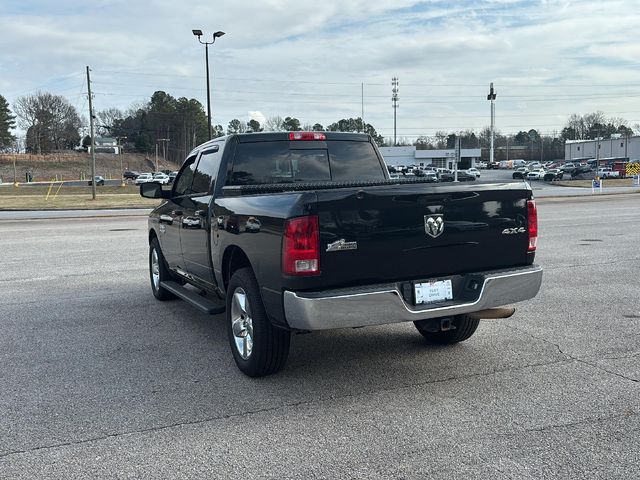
[193, 29, 225, 140]
[487, 82, 497, 166]
[86, 66, 97, 200]
[391, 77, 399, 146]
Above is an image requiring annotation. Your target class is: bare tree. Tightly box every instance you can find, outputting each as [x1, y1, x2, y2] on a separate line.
[582, 111, 606, 135]
[264, 115, 284, 132]
[96, 107, 124, 135]
[14, 91, 81, 153]
[434, 130, 449, 149]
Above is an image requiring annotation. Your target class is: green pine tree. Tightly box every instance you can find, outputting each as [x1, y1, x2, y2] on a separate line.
[0, 94, 16, 151]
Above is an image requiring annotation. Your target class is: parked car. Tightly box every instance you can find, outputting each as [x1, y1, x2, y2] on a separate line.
[543, 169, 564, 181]
[139, 131, 541, 377]
[486, 162, 500, 170]
[123, 170, 140, 180]
[512, 167, 529, 179]
[571, 165, 593, 179]
[476, 162, 488, 169]
[466, 168, 481, 178]
[439, 171, 476, 182]
[134, 173, 153, 185]
[596, 167, 620, 179]
[88, 175, 105, 186]
[560, 163, 576, 172]
[152, 173, 170, 185]
[526, 169, 546, 181]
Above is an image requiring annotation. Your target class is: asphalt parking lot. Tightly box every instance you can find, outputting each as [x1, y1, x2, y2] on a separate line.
[1, 195, 639, 479]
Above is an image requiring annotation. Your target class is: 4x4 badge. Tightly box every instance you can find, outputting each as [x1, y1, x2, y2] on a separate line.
[424, 214, 444, 238]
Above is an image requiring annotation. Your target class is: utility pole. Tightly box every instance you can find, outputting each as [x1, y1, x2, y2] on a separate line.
[86, 66, 96, 200]
[116, 136, 126, 186]
[454, 136, 460, 182]
[506, 136, 510, 162]
[155, 144, 158, 172]
[392, 77, 399, 146]
[157, 138, 170, 171]
[361, 82, 364, 134]
[487, 83, 497, 166]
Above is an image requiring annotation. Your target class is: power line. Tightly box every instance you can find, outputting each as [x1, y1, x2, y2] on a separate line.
[90, 80, 640, 101]
[96, 69, 640, 88]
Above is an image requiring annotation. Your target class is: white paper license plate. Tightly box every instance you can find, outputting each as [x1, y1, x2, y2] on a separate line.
[414, 279, 453, 304]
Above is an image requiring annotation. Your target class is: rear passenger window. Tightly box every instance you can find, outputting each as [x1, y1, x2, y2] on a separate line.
[227, 140, 385, 185]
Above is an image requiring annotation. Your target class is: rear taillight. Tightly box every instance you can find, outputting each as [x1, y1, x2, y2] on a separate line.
[527, 199, 538, 252]
[288, 132, 326, 141]
[283, 215, 320, 275]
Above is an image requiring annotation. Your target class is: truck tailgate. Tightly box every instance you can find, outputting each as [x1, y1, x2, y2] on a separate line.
[313, 183, 533, 288]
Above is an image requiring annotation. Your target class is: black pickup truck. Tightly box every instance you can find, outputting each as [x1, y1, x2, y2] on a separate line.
[140, 131, 542, 377]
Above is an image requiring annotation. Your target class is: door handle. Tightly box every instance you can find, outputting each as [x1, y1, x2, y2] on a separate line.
[159, 214, 173, 224]
[182, 217, 202, 228]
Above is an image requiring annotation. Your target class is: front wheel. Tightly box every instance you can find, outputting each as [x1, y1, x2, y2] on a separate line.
[414, 314, 480, 344]
[227, 268, 290, 377]
[149, 238, 176, 301]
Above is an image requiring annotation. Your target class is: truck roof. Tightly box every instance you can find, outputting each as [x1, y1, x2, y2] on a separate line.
[192, 131, 372, 155]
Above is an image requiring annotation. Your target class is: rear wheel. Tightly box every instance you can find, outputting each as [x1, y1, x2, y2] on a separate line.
[414, 314, 480, 344]
[227, 268, 290, 377]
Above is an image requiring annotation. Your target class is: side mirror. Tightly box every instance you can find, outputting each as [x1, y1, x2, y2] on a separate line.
[140, 182, 167, 199]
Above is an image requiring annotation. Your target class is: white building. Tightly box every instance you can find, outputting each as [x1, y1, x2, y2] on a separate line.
[565, 135, 640, 163]
[89, 137, 121, 154]
[378, 146, 482, 170]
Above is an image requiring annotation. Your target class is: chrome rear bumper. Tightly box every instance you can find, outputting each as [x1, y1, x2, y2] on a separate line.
[283, 265, 542, 331]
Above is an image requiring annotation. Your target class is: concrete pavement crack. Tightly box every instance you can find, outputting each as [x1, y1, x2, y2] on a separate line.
[504, 325, 640, 384]
[0, 357, 569, 460]
[520, 410, 638, 434]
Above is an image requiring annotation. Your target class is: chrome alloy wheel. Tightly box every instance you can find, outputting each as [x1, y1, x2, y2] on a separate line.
[231, 288, 254, 360]
[151, 248, 160, 290]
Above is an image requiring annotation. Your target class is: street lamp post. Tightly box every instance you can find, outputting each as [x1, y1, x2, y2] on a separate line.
[192, 29, 225, 140]
[487, 83, 497, 166]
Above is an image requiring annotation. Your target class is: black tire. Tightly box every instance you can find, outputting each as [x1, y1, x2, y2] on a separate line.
[226, 267, 290, 377]
[414, 314, 480, 344]
[149, 237, 176, 301]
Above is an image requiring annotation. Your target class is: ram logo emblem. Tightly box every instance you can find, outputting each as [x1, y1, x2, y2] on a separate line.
[424, 215, 444, 238]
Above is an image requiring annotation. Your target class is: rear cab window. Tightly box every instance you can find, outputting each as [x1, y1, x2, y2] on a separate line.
[227, 139, 385, 185]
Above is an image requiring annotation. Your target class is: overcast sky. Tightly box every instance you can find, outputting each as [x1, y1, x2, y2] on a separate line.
[2, 0, 640, 141]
